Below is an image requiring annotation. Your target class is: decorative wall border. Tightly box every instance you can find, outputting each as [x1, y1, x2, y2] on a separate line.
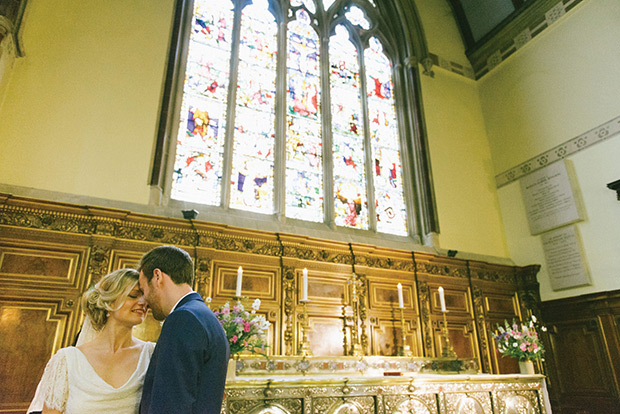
[426, 52, 475, 80]
[495, 115, 620, 188]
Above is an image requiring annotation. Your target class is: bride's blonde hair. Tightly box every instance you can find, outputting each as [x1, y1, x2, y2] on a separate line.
[81, 268, 140, 330]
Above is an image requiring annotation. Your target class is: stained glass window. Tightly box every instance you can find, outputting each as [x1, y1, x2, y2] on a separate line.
[170, 0, 413, 238]
[330, 26, 368, 229]
[345, 6, 370, 30]
[286, 9, 323, 222]
[229, 0, 278, 214]
[171, 0, 233, 204]
[365, 37, 407, 235]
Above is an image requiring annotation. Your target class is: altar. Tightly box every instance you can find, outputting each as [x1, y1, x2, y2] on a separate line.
[223, 356, 549, 414]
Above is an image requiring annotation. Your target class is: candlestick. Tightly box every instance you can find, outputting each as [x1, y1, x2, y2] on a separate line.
[441, 311, 457, 358]
[397, 283, 404, 309]
[302, 268, 308, 301]
[438, 286, 446, 312]
[399, 308, 413, 357]
[298, 300, 312, 357]
[236, 267, 243, 298]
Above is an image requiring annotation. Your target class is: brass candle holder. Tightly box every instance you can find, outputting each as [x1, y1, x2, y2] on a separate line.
[297, 299, 312, 357]
[399, 308, 413, 357]
[441, 311, 457, 358]
[349, 276, 364, 357]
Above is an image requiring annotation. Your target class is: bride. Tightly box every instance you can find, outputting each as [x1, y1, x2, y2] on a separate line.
[28, 268, 155, 414]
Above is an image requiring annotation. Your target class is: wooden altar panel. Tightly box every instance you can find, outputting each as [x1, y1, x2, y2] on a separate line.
[368, 280, 415, 311]
[212, 260, 281, 354]
[305, 316, 348, 356]
[433, 319, 477, 359]
[370, 317, 420, 356]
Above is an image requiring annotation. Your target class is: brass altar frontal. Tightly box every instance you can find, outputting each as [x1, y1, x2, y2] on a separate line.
[230, 355, 479, 378]
[224, 356, 549, 414]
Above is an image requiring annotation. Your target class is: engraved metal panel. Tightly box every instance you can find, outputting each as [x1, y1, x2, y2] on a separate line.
[390, 396, 433, 414]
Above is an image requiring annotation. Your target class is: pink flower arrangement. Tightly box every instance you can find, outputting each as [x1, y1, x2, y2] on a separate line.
[211, 297, 270, 356]
[491, 315, 546, 361]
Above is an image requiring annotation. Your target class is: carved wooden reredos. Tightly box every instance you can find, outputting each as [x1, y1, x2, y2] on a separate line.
[0, 193, 541, 405]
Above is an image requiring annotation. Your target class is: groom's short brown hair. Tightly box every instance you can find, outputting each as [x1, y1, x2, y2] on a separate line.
[139, 245, 194, 286]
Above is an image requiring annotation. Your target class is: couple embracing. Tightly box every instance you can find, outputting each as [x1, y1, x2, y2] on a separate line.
[28, 245, 230, 414]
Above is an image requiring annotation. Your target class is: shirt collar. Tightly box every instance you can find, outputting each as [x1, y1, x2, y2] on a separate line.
[171, 291, 195, 313]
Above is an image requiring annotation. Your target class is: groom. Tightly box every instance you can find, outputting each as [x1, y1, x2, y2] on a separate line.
[138, 245, 229, 413]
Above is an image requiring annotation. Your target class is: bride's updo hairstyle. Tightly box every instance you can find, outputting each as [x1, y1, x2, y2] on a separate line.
[81, 268, 140, 330]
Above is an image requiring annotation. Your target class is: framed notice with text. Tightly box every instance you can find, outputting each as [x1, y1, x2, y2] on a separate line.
[520, 160, 583, 235]
[541, 225, 590, 290]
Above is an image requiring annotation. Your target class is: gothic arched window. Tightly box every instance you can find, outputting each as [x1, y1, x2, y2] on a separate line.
[156, 0, 437, 243]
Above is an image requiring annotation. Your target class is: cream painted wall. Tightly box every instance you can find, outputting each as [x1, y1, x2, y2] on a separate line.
[0, 0, 173, 204]
[0, 0, 510, 261]
[421, 70, 509, 258]
[478, 0, 620, 300]
[415, 0, 469, 66]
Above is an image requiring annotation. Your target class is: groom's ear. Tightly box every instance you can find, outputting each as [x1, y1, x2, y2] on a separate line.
[152, 268, 165, 287]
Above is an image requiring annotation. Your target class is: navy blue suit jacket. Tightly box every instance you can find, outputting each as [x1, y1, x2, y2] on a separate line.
[140, 292, 229, 413]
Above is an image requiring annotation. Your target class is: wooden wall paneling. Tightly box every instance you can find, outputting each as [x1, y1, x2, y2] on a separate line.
[210, 252, 281, 355]
[366, 278, 420, 356]
[414, 253, 473, 360]
[0, 294, 82, 413]
[300, 269, 351, 357]
[547, 317, 618, 413]
[0, 233, 93, 413]
[468, 261, 523, 374]
[0, 194, 544, 411]
[362, 261, 420, 357]
[541, 291, 620, 414]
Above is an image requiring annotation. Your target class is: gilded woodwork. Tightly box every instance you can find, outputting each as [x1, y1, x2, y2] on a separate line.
[0, 195, 544, 413]
[282, 265, 295, 356]
[417, 281, 434, 356]
[370, 318, 419, 357]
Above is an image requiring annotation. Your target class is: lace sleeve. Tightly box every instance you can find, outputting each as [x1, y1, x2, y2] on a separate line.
[40, 349, 69, 412]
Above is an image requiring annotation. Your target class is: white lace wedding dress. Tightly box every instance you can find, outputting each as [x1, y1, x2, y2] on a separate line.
[28, 343, 155, 414]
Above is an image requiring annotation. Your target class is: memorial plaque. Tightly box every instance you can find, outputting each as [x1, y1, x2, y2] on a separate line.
[520, 161, 582, 235]
[541, 225, 590, 290]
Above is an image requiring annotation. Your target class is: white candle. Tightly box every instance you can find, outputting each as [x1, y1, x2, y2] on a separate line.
[397, 283, 404, 309]
[236, 267, 243, 297]
[438, 286, 446, 312]
[302, 268, 308, 301]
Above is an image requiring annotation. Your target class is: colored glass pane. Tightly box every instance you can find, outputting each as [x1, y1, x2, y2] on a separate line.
[345, 6, 370, 30]
[366, 37, 407, 235]
[230, 0, 277, 213]
[330, 26, 368, 229]
[290, 0, 317, 14]
[171, 0, 233, 205]
[286, 9, 323, 222]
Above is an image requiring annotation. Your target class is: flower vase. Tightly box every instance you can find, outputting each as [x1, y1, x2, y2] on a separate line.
[226, 358, 236, 381]
[519, 359, 535, 375]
